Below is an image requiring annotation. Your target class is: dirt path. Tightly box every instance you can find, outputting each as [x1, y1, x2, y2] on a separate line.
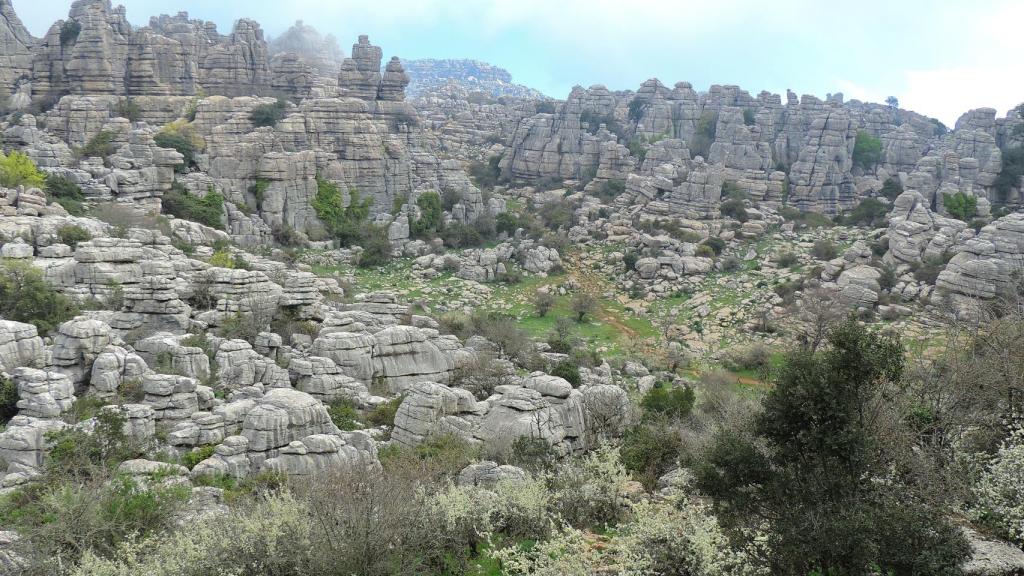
[564, 251, 642, 340]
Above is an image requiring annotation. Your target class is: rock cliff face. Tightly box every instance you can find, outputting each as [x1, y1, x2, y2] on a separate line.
[496, 79, 1012, 215]
[0, 0, 328, 103]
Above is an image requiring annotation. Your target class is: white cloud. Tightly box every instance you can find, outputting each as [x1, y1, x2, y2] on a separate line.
[901, 67, 1024, 127]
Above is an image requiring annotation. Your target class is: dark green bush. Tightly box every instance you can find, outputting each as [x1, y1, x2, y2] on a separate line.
[628, 98, 646, 122]
[550, 359, 581, 387]
[328, 399, 362, 431]
[249, 99, 288, 128]
[162, 182, 224, 228]
[595, 178, 625, 203]
[690, 110, 718, 158]
[0, 376, 17, 425]
[440, 222, 483, 248]
[535, 101, 556, 114]
[355, 224, 393, 268]
[0, 260, 78, 334]
[775, 251, 798, 267]
[852, 130, 882, 171]
[620, 421, 683, 489]
[411, 191, 443, 239]
[913, 254, 950, 284]
[880, 177, 904, 201]
[811, 239, 838, 260]
[367, 397, 402, 428]
[115, 98, 141, 122]
[943, 191, 978, 221]
[45, 174, 86, 215]
[182, 445, 216, 469]
[468, 155, 504, 190]
[840, 197, 888, 228]
[742, 108, 757, 126]
[720, 198, 748, 222]
[995, 147, 1024, 204]
[312, 178, 371, 245]
[57, 224, 91, 248]
[153, 132, 195, 173]
[59, 19, 81, 46]
[640, 383, 695, 420]
[77, 130, 117, 159]
[700, 236, 726, 255]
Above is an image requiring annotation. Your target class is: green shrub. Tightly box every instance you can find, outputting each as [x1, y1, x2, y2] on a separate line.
[0, 376, 17, 425]
[45, 174, 86, 215]
[690, 111, 718, 158]
[720, 255, 742, 271]
[880, 177, 904, 200]
[840, 197, 888, 228]
[311, 178, 371, 245]
[249, 98, 288, 127]
[440, 222, 483, 248]
[913, 254, 950, 284]
[878, 263, 897, 290]
[59, 19, 81, 46]
[775, 251, 798, 267]
[700, 236, 726, 255]
[367, 397, 402, 428]
[115, 98, 141, 122]
[154, 131, 195, 173]
[441, 188, 463, 211]
[811, 239, 838, 260]
[57, 224, 91, 248]
[595, 178, 626, 203]
[742, 108, 756, 126]
[162, 182, 223, 228]
[411, 191, 443, 239]
[723, 343, 773, 373]
[694, 244, 715, 258]
[0, 150, 45, 188]
[328, 399, 363, 431]
[852, 130, 882, 171]
[0, 260, 78, 334]
[550, 359, 581, 387]
[355, 224, 393, 268]
[628, 98, 646, 122]
[995, 147, 1024, 204]
[182, 445, 216, 469]
[871, 236, 889, 256]
[76, 130, 117, 159]
[468, 155, 505, 190]
[640, 384, 695, 421]
[535, 101, 556, 114]
[45, 409, 139, 480]
[207, 248, 236, 269]
[943, 191, 978, 221]
[495, 211, 520, 236]
[620, 421, 683, 489]
[719, 198, 748, 222]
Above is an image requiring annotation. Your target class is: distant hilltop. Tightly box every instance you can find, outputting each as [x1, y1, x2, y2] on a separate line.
[402, 58, 546, 99]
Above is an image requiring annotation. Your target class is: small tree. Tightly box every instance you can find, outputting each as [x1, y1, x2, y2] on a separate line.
[0, 260, 78, 334]
[571, 293, 597, 322]
[943, 192, 978, 221]
[885, 96, 899, 109]
[852, 130, 882, 171]
[411, 191, 443, 239]
[534, 290, 555, 317]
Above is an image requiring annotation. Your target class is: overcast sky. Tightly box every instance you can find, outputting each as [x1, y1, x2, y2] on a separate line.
[12, 0, 1022, 125]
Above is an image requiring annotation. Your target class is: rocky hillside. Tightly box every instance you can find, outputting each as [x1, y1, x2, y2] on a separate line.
[404, 58, 546, 99]
[0, 0, 1024, 574]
